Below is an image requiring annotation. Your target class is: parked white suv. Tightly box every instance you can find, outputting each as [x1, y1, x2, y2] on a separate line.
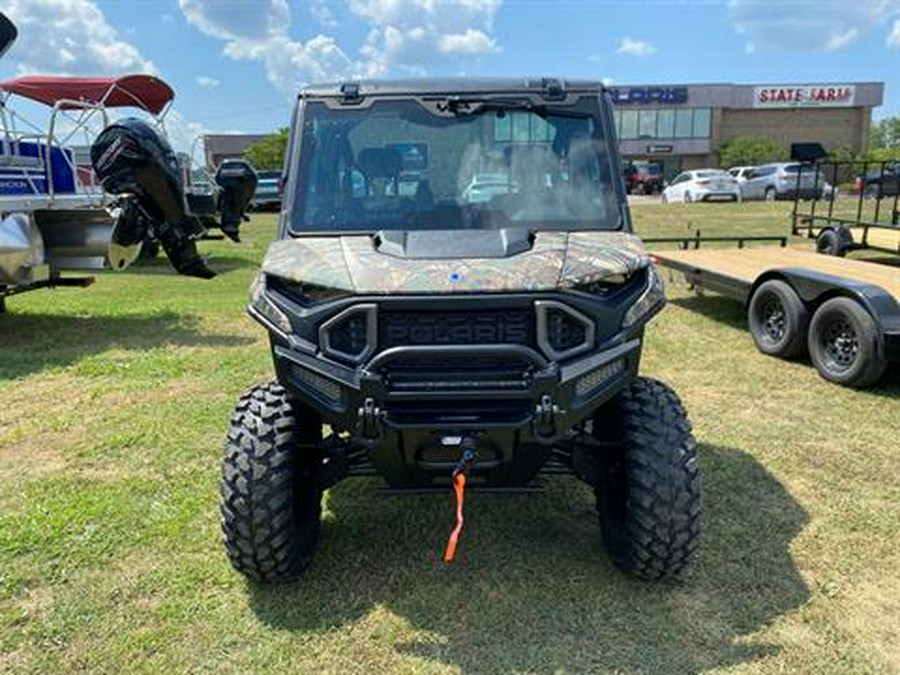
[741, 163, 834, 201]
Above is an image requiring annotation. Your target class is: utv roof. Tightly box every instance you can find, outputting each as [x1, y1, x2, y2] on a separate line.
[299, 77, 608, 99]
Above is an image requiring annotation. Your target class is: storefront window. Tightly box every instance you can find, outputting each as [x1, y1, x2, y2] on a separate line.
[620, 110, 638, 140]
[612, 107, 712, 140]
[657, 109, 675, 138]
[692, 108, 711, 138]
[638, 110, 657, 138]
[674, 109, 693, 138]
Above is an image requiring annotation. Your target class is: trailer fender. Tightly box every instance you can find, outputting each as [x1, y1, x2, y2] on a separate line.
[750, 268, 900, 361]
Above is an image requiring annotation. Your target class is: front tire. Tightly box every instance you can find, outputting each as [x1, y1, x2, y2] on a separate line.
[748, 280, 809, 358]
[220, 381, 324, 581]
[592, 377, 701, 580]
[808, 298, 886, 388]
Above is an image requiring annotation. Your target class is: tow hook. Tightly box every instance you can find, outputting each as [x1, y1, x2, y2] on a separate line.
[443, 441, 477, 563]
[535, 394, 561, 437]
[357, 397, 380, 439]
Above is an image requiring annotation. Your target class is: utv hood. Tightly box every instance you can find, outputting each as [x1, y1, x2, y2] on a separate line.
[261, 230, 649, 293]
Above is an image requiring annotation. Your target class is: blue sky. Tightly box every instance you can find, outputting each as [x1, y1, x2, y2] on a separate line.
[2, 1, 899, 149]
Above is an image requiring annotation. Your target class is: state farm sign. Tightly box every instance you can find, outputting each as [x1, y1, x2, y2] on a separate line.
[753, 85, 856, 108]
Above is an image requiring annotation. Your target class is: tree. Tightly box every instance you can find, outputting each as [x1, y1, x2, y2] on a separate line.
[869, 117, 900, 152]
[717, 136, 788, 167]
[242, 128, 289, 170]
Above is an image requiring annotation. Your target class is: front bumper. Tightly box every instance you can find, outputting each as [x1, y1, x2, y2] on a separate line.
[270, 333, 642, 487]
[273, 336, 641, 436]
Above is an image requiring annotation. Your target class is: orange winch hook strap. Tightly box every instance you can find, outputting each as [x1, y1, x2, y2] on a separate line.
[443, 472, 467, 563]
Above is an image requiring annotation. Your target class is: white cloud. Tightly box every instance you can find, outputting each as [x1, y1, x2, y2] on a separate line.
[196, 75, 221, 89]
[179, 0, 291, 41]
[826, 29, 860, 50]
[310, 0, 339, 27]
[179, 0, 503, 95]
[729, 0, 900, 52]
[3, 0, 156, 75]
[616, 37, 656, 57]
[890, 19, 900, 46]
[350, 0, 502, 74]
[179, 0, 355, 92]
[438, 29, 498, 54]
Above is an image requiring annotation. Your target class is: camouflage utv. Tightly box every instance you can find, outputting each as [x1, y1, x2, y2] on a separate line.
[222, 79, 701, 581]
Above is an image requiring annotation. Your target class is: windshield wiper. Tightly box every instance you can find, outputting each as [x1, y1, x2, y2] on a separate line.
[432, 96, 589, 120]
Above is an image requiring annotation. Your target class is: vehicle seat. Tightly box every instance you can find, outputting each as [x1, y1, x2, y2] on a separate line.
[357, 147, 401, 195]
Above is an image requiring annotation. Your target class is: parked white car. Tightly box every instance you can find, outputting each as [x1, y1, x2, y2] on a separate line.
[661, 170, 741, 204]
[462, 173, 519, 203]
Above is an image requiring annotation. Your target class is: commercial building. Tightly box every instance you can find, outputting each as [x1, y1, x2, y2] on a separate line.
[203, 133, 269, 169]
[610, 82, 884, 179]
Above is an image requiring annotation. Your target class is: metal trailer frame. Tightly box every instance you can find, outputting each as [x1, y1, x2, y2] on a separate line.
[791, 158, 900, 255]
[648, 237, 900, 387]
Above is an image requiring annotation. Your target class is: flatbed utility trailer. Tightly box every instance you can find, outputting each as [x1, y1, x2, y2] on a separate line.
[791, 158, 900, 256]
[653, 244, 900, 388]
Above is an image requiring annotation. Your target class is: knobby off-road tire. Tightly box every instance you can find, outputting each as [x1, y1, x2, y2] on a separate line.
[593, 377, 701, 580]
[221, 381, 324, 582]
[808, 298, 886, 388]
[816, 229, 844, 257]
[748, 279, 809, 359]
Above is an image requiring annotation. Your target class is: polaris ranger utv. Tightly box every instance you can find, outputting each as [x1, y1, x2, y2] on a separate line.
[222, 79, 700, 581]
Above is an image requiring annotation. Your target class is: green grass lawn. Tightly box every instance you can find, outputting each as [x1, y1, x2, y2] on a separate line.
[1, 204, 898, 673]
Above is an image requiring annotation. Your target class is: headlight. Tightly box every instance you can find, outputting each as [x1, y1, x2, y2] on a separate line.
[622, 265, 665, 328]
[267, 277, 351, 306]
[570, 272, 632, 295]
[287, 281, 351, 306]
[248, 273, 293, 335]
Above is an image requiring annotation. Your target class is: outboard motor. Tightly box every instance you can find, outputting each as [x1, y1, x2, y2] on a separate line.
[91, 118, 215, 279]
[214, 159, 258, 242]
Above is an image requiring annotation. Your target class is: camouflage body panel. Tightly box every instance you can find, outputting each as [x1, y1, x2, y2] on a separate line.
[261, 231, 648, 293]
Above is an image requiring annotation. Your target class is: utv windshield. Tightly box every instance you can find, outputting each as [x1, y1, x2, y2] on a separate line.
[289, 96, 621, 234]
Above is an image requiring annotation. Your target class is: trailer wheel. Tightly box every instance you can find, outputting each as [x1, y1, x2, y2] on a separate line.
[220, 381, 324, 581]
[748, 280, 809, 358]
[592, 377, 701, 580]
[808, 298, 886, 388]
[815, 229, 841, 256]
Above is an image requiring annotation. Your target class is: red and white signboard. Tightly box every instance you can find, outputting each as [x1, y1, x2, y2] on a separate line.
[753, 85, 856, 108]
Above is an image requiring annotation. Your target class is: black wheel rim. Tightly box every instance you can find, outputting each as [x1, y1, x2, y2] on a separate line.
[820, 318, 858, 372]
[759, 297, 786, 344]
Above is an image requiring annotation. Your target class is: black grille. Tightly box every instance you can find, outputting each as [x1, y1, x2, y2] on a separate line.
[379, 310, 534, 349]
[545, 307, 588, 353]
